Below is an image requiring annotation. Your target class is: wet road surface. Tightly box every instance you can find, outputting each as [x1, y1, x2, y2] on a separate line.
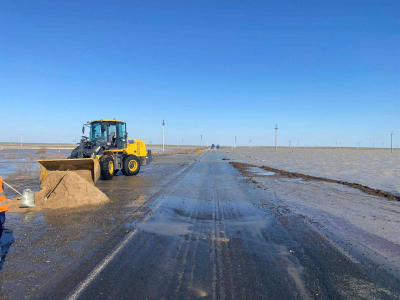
[37, 150, 400, 299]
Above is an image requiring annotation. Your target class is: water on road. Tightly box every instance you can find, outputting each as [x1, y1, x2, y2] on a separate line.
[29, 150, 398, 300]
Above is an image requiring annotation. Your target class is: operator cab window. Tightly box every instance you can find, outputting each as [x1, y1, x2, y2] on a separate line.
[118, 123, 127, 149]
[108, 124, 117, 148]
[90, 122, 106, 142]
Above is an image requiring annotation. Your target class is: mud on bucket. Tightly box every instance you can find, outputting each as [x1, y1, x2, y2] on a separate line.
[19, 188, 36, 208]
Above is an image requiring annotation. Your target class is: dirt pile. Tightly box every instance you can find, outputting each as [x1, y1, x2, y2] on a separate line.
[8, 170, 109, 212]
[36, 171, 109, 209]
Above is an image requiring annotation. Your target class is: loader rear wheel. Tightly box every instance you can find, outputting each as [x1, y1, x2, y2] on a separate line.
[100, 155, 114, 180]
[122, 155, 140, 176]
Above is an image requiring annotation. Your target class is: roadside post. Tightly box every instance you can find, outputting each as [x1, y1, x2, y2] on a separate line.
[162, 119, 165, 154]
[391, 131, 394, 153]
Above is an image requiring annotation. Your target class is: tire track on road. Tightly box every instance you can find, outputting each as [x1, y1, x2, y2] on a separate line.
[66, 153, 206, 300]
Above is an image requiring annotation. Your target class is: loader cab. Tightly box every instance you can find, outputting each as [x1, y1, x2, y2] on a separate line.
[88, 120, 128, 149]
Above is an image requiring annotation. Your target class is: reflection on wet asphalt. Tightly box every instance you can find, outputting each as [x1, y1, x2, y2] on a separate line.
[0, 229, 15, 271]
[35, 150, 398, 300]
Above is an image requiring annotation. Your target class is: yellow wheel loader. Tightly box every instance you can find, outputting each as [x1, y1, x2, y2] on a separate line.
[38, 119, 152, 185]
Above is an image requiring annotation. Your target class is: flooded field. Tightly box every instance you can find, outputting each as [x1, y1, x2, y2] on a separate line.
[0, 146, 203, 199]
[0, 149, 70, 178]
[147, 145, 203, 155]
[225, 147, 400, 195]
[0, 149, 71, 198]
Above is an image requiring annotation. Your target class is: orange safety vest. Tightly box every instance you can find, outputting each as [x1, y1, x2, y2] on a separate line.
[0, 176, 8, 212]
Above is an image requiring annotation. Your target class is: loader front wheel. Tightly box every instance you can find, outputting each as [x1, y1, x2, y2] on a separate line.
[100, 155, 114, 180]
[122, 155, 140, 176]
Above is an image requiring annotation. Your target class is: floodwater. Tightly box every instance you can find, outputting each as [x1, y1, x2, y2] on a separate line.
[229, 147, 400, 195]
[246, 167, 275, 176]
[0, 149, 70, 178]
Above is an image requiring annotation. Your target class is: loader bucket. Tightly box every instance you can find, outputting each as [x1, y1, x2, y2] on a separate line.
[38, 158, 100, 185]
[146, 150, 153, 165]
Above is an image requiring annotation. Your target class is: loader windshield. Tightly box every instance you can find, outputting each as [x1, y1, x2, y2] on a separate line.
[90, 122, 106, 142]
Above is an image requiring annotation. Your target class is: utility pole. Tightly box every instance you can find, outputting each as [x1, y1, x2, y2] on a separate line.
[162, 119, 165, 154]
[20, 134, 22, 147]
[275, 125, 278, 152]
[391, 131, 394, 153]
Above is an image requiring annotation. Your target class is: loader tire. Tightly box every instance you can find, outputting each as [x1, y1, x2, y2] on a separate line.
[122, 155, 140, 176]
[100, 155, 114, 180]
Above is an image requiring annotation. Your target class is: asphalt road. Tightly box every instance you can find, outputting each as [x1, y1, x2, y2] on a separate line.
[36, 150, 400, 300]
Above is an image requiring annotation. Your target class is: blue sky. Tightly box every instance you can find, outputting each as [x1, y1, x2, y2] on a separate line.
[1, 0, 399, 147]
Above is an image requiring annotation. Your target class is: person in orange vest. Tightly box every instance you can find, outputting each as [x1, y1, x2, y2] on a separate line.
[0, 176, 8, 256]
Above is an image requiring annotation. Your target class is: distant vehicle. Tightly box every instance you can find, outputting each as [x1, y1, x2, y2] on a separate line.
[211, 144, 215, 149]
[216, 144, 220, 149]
